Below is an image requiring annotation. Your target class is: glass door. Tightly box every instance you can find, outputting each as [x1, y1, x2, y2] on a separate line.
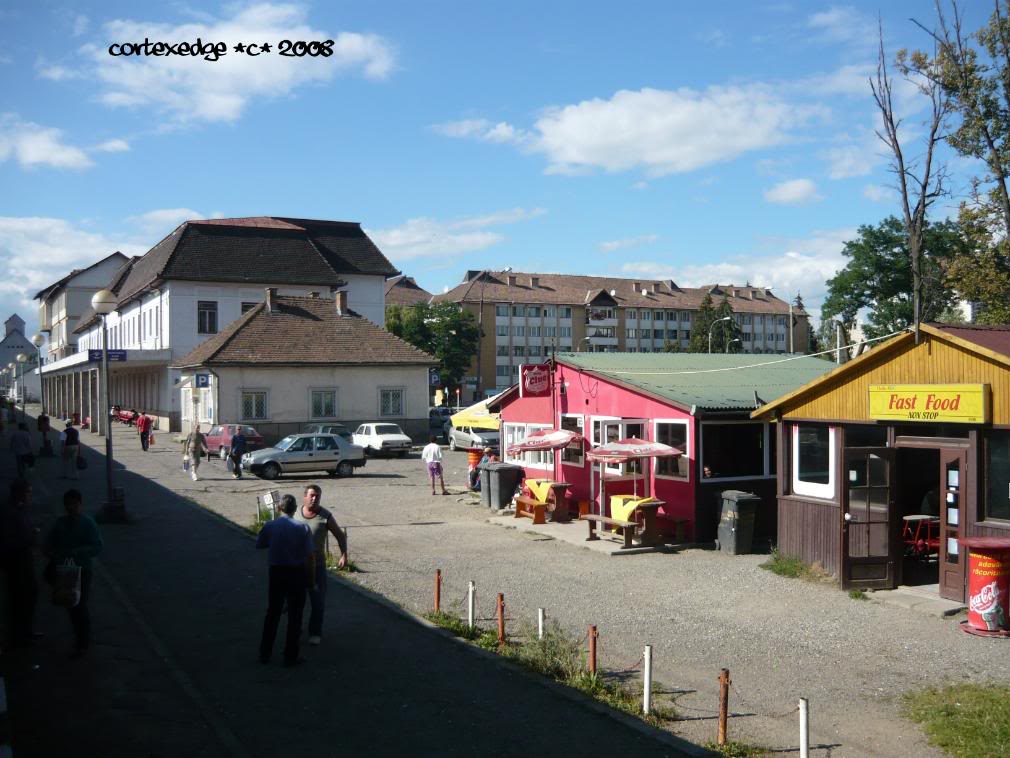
[939, 449, 968, 602]
[842, 449, 897, 590]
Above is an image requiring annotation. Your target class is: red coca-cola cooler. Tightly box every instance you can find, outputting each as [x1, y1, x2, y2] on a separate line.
[958, 537, 1010, 638]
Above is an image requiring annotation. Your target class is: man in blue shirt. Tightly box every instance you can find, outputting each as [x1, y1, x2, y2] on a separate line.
[256, 494, 314, 666]
[229, 429, 248, 480]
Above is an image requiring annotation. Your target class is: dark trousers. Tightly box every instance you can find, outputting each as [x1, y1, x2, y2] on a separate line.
[3, 552, 38, 644]
[260, 566, 306, 663]
[69, 569, 92, 651]
[140, 431, 150, 451]
[307, 557, 327, 636]
[230, 452, 243, 478]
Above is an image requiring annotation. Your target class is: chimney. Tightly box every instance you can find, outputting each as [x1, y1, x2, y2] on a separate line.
[507, 274, 517, 287]
[530, 276, 539, 288]
[265, 287, 277, 314]
[309, 291, 320, 299]
[336, 290, 348, 316]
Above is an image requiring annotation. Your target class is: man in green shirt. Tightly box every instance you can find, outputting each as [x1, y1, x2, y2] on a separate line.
[293, 484, 347, 646]
[45, 489, 103, 656]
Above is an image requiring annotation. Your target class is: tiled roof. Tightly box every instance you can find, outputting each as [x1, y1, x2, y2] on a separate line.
[433, 271, 804, 315]
[33, 251, 128, 301]
[555, 352, 832, 412]
[172, 295, 436, 368]
[928, 322, 1010, 359]
[384, 275, 432, 306]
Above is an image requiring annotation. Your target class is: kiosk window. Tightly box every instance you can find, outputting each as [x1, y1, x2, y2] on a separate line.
[986, 430, 1010, 522]
[701, 422, 765, 479]
[792, 424, 835, 499]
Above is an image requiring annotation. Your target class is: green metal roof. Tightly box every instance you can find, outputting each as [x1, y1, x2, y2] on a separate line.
[556, 352, 834, 413]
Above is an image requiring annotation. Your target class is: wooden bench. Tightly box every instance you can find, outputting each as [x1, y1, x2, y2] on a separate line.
[514, 495, 547, 525]
[579, 514, 638, 549]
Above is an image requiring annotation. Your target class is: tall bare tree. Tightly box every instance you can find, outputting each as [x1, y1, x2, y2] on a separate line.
[870, 22, 951, 343]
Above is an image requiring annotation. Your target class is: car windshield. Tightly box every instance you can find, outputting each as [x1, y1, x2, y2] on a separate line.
[375, 424, 403, 435]
[275, 435, 298, 451]
[241, 426, 257, 436]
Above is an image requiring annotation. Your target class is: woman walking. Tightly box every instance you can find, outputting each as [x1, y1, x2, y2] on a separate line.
[184, 427, 209, 481]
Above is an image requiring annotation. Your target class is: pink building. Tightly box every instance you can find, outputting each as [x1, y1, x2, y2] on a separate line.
[492, 353, 830, 542]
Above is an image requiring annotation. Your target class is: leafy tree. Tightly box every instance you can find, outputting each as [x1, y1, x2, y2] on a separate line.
[714, 296, 742, 353]
[687, 293, 717, 353]
[385, 302, 480, 391]
[662, 338, 680, 353]
[821, 217, 965, 340]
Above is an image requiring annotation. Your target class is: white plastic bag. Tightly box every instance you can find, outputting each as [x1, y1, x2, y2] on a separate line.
[183, 454, 190, 472]
[52, 559, 81, 608]
[226, 455, 234, 472]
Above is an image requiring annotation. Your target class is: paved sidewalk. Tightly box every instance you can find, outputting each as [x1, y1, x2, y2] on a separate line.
[0, 409, 699, 757]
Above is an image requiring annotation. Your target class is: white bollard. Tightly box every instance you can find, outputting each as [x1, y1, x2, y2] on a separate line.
[538, 608, 545, 640]
[467, 581, 475, 629]
[799, 697, 809, 758]
[643, 645, 653, 715]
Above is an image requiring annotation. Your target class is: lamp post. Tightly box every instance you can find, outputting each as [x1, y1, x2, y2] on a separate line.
[16, 353, 27, 418]
[708, 316, 732, 354]
[92, 289, 125, 521]
[725, 338, 742, 354]
[31, 333, 45, 414]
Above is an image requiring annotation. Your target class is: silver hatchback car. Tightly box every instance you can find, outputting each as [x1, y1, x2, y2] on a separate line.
[242, 433, 366, 480]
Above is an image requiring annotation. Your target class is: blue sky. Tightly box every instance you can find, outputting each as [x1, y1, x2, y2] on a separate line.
[0, 1, 989, 336]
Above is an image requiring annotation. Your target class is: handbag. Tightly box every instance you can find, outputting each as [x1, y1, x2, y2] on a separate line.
[149, 432, 156, 446]
[182, 453, 190, 472]
[52, 559, 81, 608]
[76, 454, 87, 470]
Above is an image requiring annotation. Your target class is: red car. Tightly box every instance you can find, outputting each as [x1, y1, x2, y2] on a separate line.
[205, 424, 265, 458]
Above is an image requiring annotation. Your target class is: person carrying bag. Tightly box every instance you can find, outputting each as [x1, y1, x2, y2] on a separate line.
[183, 427, 209, 481]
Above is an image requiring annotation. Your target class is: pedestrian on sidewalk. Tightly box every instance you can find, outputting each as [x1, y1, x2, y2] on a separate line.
[293, 485, 347, 646]
[44, 488, 103, 657]
[10, 422, 32, 478]
[256, 494, 314, 666]
[421, 435, 449, 495]
[37, 412, 50, 453]
[183, 427, 209, 481]
[136, 411, 152, 452]
[60, 420, 80, 480]
[0, 479, 40, 647]
[229, 428, 248, 480]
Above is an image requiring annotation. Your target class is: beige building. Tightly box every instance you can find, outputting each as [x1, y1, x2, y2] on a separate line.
[435, 271, 810, 402]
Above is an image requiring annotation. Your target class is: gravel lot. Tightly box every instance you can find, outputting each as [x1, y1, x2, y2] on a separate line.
[112, 427, 1010, 757]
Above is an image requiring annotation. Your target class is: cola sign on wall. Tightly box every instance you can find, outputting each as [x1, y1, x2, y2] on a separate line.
[519, 363, 552, 398]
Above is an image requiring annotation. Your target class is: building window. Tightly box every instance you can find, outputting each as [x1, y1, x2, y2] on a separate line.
[665, 329, 677, 340]
[653, 329, 664, 339]
[496, 365, 510, 377]
[379, 387, 405, 417]
[559, 326, 572, 338]
[529, 326, 541, 337]
[559, 307, 572, 318]
[742, 314, 752, 325]
[511, 305, 524, 317]
[653, 311, 664, 321]
[513, 345, 525, 357]
[560, 414, 584, 465]
[777, 333, 785, 342]
[628, 347, 638, 353]
[792, 424, 835, 499]
[545, 307, 556, 318]
[241, 301, 258, 314]
[241, 390, 267, 420]
[513, 326, 525, 337]
[495, 304, 509, 317]
[527, 306, 541, 318]
[528, 345, 542, 356]
[655, 420, 689, 479]
[626, 328, 637, 339]
[701, 422, 768, 480]
[985, 430, 1010, 521]
[310, 389, 338, 419]
[742, 333, 752, 342]
[682, 329, 691, 340]
[511, 364, 520, 376]
[560, 343, 571, 351]
[640, 311, 651, 321]
[503, 422, 555, 469]
[496, 345, 509, 356]
[627, 309, 637, 320]
[496, 325, 508, 337]
[545, 326, 556, 337]
[197, 301, 218, 334]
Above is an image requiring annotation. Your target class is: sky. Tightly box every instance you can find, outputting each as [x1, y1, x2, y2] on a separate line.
[0, 0, 992, 338]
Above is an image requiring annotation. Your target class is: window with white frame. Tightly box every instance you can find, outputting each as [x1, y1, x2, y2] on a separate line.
[241, 390, 268, 420]
[653, 311, 664, 321]
[545, 307, 556, 318]
[627, 309, 637, 319]
[495, 304, 508, 317]
[241, 301, 258, 314]
[529, 326, 541, 337]
[379, 387, 405, 417]
[560, 414, 584, 465]
[559, 326, 572, 337]
[496, 365, 510, 377]
[513, 326, 525, 337]
[792, 424, 835, 498]
[527, 306, 541, 318]
[181, 388, 192, 420]
[310, 388, 338, 419]
[197, 301, 218, 334]
[545, 326, 556, 337]
[496, 325, 508, 337]
[528, 345, 542, 356]
[511, 364, 520, 375]
[655, 420, 689, 479]
[640, 311, 651, 321]
[701, 421, 769, 480]
[626, 328, 637, 339]
[512, 345, 525, 357]
[496, 345, 509, 356]
[503, 422, 555, 468]
[511, 305, 524, 317]
[559, 307, 572, 318]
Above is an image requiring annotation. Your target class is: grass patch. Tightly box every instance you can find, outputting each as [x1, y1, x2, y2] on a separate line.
[759, 549, 828, 581]
[903, 683, 1010, 757]
[423, 610, 482, 641]
[702, 740, 770, 757]
[247, 508, 271, 535]
[848, 588, 869, 600]
[325, 552, 360, 573]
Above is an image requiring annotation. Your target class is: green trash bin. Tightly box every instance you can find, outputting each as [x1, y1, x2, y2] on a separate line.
[488, 462, 524, 510]
[716, 490, 761, 555]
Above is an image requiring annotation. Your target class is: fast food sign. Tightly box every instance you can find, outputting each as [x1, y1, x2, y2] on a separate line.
[519, 363, 552, 398]
[868, 384, 989, 424]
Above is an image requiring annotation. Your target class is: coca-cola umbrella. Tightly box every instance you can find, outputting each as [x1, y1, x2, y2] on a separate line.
[587, 437, 683, 503]
[507, 428, 584, 455]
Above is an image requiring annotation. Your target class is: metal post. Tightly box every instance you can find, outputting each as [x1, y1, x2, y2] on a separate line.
[799, 697, 809, 758]
[434, 569, 441, 613]
[467, 581, 475, 629]
[537, 608, 545, 640]
[496, 593, 505, 646]
[717, 668, 730, 746]
[643, 645, 653, 715]
[99, 315, 124, 522]
[588, 625, 598, 675]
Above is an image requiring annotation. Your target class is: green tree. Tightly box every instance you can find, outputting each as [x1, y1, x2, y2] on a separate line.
[662, 338, 680, 353]
[687, 292, 717, 353]
[713, 296, 742, 353]
[821, 217, 965, 340]
[385, 302, 480, 391]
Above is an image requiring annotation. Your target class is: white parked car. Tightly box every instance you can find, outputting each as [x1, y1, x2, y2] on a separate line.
[241, 433, 366, 479]
[352, 423, 413, 457]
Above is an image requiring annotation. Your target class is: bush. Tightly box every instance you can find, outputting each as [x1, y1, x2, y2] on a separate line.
[760, 550, 828, 581]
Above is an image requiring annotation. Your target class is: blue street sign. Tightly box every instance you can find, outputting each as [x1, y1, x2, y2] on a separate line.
[195, 374, 210, 388]
[88, 349, 127, 362]
[429, 371, 440, 386]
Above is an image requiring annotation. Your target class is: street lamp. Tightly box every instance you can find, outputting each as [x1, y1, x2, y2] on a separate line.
[91, 288, 125, 521]
[708, 316, 733, 354]
[31, 333, 45, 414]
[16, 353, 27, 417]
[725, 337, 742, 354]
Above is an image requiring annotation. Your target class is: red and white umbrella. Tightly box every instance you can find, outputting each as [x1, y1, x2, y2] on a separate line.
[507, 428, 584, 455]
[586, 437, 682, 463]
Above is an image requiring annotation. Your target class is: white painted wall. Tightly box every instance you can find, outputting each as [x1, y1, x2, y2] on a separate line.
[341, 274, 386, 325]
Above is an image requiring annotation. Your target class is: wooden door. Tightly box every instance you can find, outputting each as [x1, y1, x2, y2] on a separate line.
[842, 449, 898, 590]
[939, 448, 968, 602]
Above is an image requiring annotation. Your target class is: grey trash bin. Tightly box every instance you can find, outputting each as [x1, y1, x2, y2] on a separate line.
[477, 462, 492, 508]
[488, 462, 524, 510]
[716, 490, 761, 555]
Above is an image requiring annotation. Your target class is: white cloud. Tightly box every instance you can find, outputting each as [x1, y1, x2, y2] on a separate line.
[61, 4, 395, 125]
[697, 30, 729, 48]
[807, 6, 874, 45]
[862, 183, 893, 202]
[0, 114, 93, 169]
[438, 86, 817, 177]
[763, 178, 823, 205]
[127, 208, 203, 235]
[599, 234, 658, 252]
[71, 14, 89, 37]
[94, 138, 130, 153]
[368, 207, 544, 262]
[802, 64, 873, 98]
[36, 60, 84, 81]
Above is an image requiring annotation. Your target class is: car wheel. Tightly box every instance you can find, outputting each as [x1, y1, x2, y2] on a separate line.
[219, 446, 229, 460]
[397, 450, 407, 458]
[337, 461, 354, 477]
[261, 462, 280, 480]
[326, 469, 338, 477]
[449, 436, 456, 451]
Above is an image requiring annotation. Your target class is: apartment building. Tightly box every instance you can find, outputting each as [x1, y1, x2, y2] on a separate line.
[435, 271, 810, 401]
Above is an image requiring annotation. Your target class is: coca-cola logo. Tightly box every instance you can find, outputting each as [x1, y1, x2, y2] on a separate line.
[969, 580, 1001, 614]
[523, 365, 550, 395]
